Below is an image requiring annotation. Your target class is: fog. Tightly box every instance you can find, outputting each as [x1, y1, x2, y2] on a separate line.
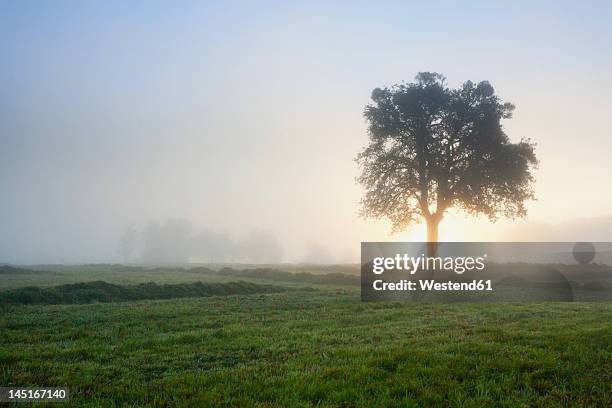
[121, 219, 281, 265]
[2, 2, 612, 264]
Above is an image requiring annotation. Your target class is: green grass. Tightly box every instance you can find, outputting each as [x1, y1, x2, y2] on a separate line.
[0, 280, 297, 305]
[0, 264, 358, 290]
[2, 289, 610, 407]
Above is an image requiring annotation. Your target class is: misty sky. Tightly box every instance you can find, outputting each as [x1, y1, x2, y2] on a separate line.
[2, 1, 612, 263]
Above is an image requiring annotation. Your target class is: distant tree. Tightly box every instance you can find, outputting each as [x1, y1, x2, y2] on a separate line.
[241, 230, 283, 264]
[303, 244, 334, 264]
[357, 73, 537, 247]
[119, 227, 137, 263]
[192, 229, 237, 262]
[141, 219, 193, 265]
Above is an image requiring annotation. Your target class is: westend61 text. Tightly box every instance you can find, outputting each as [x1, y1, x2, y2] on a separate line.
[373, 279, 493, 291]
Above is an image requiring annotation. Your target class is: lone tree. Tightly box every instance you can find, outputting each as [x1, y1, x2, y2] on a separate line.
[357, 72, 537, 244]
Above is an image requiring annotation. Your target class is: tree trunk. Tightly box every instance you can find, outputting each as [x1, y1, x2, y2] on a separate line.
[426, 218, 439, 258]
[427, 219, 439, 242]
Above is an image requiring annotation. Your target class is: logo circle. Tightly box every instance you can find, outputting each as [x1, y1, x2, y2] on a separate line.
[572, 242, 596, 264]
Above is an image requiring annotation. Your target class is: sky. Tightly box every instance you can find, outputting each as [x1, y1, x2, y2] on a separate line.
[1, 1, 612, 263]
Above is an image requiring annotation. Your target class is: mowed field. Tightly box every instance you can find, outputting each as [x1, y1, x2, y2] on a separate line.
[1, 265, 611, 407]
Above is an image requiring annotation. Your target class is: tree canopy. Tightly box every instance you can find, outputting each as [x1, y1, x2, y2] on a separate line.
[357, 72, 538, 241]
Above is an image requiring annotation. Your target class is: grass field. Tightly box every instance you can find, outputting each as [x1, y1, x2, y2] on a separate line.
[0, 264, 358, 290]
[1, 265, 611, 407]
